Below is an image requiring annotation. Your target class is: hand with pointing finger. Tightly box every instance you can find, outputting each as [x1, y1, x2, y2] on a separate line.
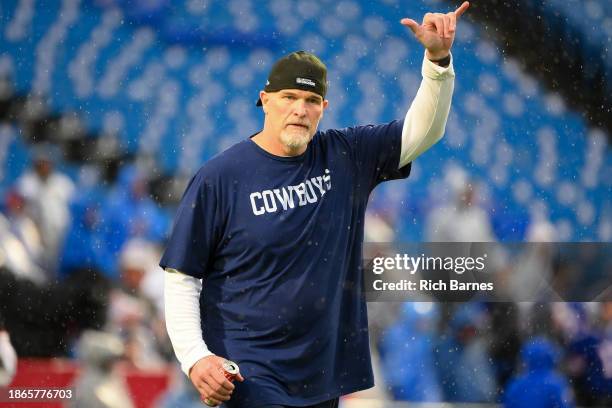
[401, 1, 470, 61]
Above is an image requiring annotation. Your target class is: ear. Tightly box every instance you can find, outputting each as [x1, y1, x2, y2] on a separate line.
[320, 99, 329, 118]
[259, 91, 268, 112]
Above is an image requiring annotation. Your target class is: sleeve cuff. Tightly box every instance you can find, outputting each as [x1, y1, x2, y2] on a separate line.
[422, 52, 455, 80]
[182, 348, 215, 377]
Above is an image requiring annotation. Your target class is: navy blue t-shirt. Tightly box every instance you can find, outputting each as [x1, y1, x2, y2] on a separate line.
[160, 120, 410, 407]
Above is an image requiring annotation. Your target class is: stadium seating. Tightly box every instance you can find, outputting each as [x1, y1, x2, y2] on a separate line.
[544, 0, 612, 75]
[0, 0, 610, 242]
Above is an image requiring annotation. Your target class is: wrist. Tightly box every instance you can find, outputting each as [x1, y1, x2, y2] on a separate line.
[187, 352, 216, 377]
[427, 51, 451, 67]
[426, 49, 450, 60]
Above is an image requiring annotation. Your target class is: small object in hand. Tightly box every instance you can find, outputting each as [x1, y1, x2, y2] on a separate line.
[201, 360, 240, 406]
[221, 359, 240, 382]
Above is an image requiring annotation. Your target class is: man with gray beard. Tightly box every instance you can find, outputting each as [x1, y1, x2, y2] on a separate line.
[161, 3, 470, 407]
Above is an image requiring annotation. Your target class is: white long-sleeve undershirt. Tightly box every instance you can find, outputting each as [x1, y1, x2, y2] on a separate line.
[165, 54, 455, 376]
[164, 269, 213, 375]
[399, 53, 455, 168]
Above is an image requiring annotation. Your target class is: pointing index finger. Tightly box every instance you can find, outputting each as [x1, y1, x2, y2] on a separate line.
[454, 1, 470, 18]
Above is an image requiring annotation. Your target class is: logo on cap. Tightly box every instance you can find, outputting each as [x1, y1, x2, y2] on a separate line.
[296, 77, 316, 87]
[256, 51, 327, 107]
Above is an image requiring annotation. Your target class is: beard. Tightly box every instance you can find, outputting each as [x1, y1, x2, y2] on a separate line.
[280, 128, 312, 149]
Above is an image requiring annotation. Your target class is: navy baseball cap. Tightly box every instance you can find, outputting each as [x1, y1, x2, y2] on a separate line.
[256, 51, 327, 106]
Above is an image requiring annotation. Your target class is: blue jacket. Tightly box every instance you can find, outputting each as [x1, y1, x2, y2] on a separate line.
[378, 302, 442, 402]
[504, 337, 574, 408]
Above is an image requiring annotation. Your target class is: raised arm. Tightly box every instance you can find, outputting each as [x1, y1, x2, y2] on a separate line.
[398, 1, 469, 167]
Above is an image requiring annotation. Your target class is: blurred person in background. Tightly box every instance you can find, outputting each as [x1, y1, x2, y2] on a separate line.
[58, 188, 113, 337]
[2, 189, 44, 266]
[487, 303, 522, 391]
[425, 169, 498, 375]
[426, 169, 495, 242]
[561, 303, 612, 406]
[508, 218, 561, 302]
[378, 302, 442, 402]
[0, 196, 47, 285]
[0, 311, 17, 387]
[504, 337, 574, 408]
[60, 189, 116, 280]
[435, 302, 496, 403]
[71, 330, 134, 408]
[16, 144, 75, 277]
[102, 164, 169, 260]
[108, 238, 170, 370]
[58, 190, 112, 339]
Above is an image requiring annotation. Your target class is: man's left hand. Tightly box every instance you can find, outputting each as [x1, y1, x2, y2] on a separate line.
[401, 1, 470, 60]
